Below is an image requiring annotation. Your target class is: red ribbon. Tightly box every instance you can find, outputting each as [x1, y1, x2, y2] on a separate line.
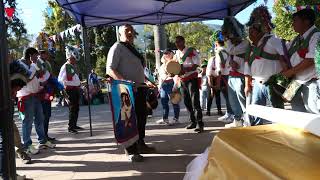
[5, 7, 15, 18]
[297, 48, 308, 58]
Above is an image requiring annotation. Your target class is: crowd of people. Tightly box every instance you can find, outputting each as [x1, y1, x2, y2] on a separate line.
[106, 5, 320, 162]
[1, 3, 319, 179]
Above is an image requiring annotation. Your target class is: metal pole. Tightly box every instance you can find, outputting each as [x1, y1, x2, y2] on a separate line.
[0, 1, 17, 179]
[81, 17, 93, 136]
[153, 25, 161, 70]
[115, 26, 120, 42]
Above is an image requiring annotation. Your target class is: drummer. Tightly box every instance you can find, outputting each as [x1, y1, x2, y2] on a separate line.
[281, 8, 320, 114]
[175, 35, 203, 133]
[157, 49, 180, 125]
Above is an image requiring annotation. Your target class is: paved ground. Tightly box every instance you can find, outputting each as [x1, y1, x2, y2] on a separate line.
[15, 101, 227, 180]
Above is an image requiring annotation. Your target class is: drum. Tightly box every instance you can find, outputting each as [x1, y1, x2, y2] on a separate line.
[282, 80, 302, 102]
[170, 90, 182, 104]
[165, 60, 181, 75]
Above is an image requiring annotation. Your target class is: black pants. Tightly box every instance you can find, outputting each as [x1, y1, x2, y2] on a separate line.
[207, 88, 222, 112]
[181, 78, 203, 124]
[66, 89, 80, 130]
[0, 129, 3, 179]
[126, 87, 147, 154]
[41, 100, 51, 137]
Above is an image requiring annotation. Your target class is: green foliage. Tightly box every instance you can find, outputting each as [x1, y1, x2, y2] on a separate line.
[273, 0, 320, 40]
[43, 1, 116, 77]
[165, 22, 213, 53]
[5, 0, 30, 59]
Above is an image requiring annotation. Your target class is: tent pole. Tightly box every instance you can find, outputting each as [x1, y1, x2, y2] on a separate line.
[116, 26, 120, 42]
[81, 17, 93, 136]
[0, 1, 17, 179]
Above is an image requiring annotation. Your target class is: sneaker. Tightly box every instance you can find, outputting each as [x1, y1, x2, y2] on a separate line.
[17, 151, 32, 164]
[128, 154, 144, 162]
[218, 113, 231, 121]
[225, 120, 243, 128]
[47, 137, 56, 142]
[194, 123, 204, 133]
[26, 145, 39, 155]
[221, 115, 234, 123]
[173, 118, 180, 124]
[138, 143, 156, 154]
[168, 119, 176, 125]
[16, 174, 26, 180]
[68, 129, 78, 134]
[186, 122, 197, 129]
[156, 119, 169, 125]
[38, 141, 56, 149]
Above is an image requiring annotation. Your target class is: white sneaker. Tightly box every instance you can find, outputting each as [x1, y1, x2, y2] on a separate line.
[156, 119, 169, 125]
[218, 113, 231, 121]
[26, 145, 39, 155]
[225, 120, 243, 128]
[37, 141, 56, 149]
[168, 119, 176, 125]
[147, 115, 153, 118]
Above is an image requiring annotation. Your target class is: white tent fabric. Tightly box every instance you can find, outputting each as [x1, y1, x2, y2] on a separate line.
[56, 0, 256, 27]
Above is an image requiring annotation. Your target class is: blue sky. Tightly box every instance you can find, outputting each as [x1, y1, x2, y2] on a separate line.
[16, 0, 274, 35]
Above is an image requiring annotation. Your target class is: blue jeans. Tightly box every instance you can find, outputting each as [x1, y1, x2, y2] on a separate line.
[291, 79, 320, 114]
[250, 81, 284, 125]
[21, 96, 47, 148]
[160, 81, 180, 120]
[228, 76, 246, 120]
[41, 100, 51, 137]
[200, 87, 208, 110]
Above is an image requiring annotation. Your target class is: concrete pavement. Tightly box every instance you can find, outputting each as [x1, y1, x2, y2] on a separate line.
[15, 102, 226, 180]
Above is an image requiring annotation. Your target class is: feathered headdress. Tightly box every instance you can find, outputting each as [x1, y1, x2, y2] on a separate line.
[221, 16, 246, 39]
[10, 60, 31, 84]
[246, 5, 274, 33]
[65, 45, 80, 61]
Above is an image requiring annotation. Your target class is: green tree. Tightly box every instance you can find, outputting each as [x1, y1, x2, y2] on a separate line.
[165, 22, 213, 53]
[43, 0, 78, 75]
[43, 1, 117, 77]
[273, 0, 320, 40]
[5, 0, 30, 59]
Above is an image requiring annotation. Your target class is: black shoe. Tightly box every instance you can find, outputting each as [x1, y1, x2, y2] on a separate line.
[206, 111, 211, 116]
[186, 122, 197, 129]
[138, 143, 156, 154]
[68, 129, 78, 134]
[74, 126, 85, 130]
[194, 123, 204, 133]
[47, 137, 56, 141]
[17, 151, 32, 164]
[129, 154, 144, 162]
[217, 110, 223, 116]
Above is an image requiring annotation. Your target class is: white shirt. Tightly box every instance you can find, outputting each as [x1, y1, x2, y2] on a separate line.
[16, 61, 42, 97]
[225, 39, 250, 75]
[215, 46, 230, 76]
[175, 47, 200, 77]
[288, 25, 320, 84]
[206, 56, 216, 76]
[244, 34, 284, 82]
[58, 62, 81, 87]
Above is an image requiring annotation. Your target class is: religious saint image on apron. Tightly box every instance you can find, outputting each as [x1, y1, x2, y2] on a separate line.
[109, 80, 138, 146]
